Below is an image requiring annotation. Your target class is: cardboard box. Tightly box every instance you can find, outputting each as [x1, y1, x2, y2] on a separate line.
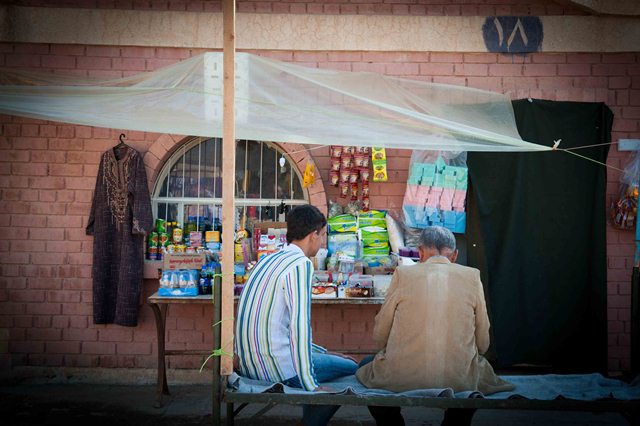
[254, 221, 287, 232]
[163, 253, 206, 270]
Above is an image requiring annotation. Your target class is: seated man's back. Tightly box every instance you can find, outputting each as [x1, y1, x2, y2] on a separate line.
[357, 254, 513, 395]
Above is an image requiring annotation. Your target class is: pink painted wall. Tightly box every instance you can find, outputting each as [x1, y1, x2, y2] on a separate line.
[0, 1, 638, 374]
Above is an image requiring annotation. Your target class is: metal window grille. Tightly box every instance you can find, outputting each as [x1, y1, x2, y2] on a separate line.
[152, 138, 308, 229]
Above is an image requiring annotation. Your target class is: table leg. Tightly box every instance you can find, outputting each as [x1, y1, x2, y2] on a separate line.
[150, 303, 170, 408]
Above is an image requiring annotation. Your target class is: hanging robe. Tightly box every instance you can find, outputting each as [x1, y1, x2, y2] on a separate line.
[86, 146, 153, 327]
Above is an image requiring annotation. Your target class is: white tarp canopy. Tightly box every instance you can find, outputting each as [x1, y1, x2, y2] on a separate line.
[0, 52, 549, 152]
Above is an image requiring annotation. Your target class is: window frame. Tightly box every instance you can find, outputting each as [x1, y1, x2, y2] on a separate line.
[151, 137, 309, 226]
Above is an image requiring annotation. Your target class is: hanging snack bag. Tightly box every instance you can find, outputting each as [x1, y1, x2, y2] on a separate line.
[611, 151, 640, 230]
[340, 169, 351, 184]
[330, 145, 343, 158]
[340, 182, 350, 198]
[350, 182, 359, 200]
[373, 163, 388, 182]
[362, 197, 370, 211]
[372, 147, 388, 182]
[330, 170, 340, 187]
[362, 182, 370, 197]
[303, 161, 316, 188]
[341, 154, 353, 170]
[360, 168, 370, 183]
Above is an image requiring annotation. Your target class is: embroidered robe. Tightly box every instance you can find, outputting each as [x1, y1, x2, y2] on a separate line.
[86, 146, 153, 326]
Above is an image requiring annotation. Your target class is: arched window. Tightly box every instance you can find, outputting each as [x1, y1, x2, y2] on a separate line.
[152, 138, 307, 230]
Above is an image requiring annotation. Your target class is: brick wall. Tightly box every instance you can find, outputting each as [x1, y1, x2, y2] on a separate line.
[1, 42, 638, 374]
[10, 0, 587, 16]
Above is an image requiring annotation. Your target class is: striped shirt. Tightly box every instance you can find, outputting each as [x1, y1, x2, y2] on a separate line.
[235, 244, 325, 391]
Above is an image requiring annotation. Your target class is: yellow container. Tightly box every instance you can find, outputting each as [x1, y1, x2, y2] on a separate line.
[234, 243, 244, 263]
[205, 230, 221, 243]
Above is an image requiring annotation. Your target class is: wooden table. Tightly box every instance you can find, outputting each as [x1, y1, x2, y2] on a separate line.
[147, 293, 216, 407]
[147, 292, 384, 408]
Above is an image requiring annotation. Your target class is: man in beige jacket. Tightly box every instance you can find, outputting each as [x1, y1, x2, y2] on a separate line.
[356, 226, 513, 425]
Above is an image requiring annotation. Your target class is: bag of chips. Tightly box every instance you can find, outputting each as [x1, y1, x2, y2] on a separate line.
[611, 151, 640, 230]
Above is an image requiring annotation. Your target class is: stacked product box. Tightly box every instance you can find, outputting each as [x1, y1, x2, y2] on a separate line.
[402, 156, 467, 233]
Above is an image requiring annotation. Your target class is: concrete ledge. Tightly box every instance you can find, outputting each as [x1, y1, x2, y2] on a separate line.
[1, 6, 639, 52]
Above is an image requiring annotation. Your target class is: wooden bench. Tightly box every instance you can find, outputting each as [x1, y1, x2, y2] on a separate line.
[224, 385, 640, 425]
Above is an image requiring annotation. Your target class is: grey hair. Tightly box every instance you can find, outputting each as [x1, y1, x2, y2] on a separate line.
[419, 226, 456, 253]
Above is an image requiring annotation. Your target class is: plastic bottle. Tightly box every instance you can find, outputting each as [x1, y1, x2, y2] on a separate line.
[172, 223, 183, 244]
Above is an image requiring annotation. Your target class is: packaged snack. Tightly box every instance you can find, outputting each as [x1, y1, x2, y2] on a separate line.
[327, 233, 358, 257]
[330, 170, 340, 187]
[373, 163, 388, 182]
[189, 231, 202, 248]
[360, 169, 370, 183]
[328, 200, 343, 218]
[311, 284, 338, 298]
[354, 154, 367, 168]
[345, 285, 373, 298]
[371, 147, 386, 161]
[360, 210, 385, 218]
[330, 145, 343, 158]
[363, 246, 390, 256]
[362, 183, 370, 197]
[362, 197, 370, 211]
[340, 182, 350, 198]
[340, 169, 351, 184]
[350, 182, 359, 200]
[344, 201, 361, 216]
[328, 214, 357, 233]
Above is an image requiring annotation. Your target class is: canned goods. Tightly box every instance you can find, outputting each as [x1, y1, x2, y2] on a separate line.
[155, 219, 166, 234]
[147, 246, 158, 260]
[159, 232, 170, 247]
[172, 227, 183, 244]
[148, 232, 159, 248]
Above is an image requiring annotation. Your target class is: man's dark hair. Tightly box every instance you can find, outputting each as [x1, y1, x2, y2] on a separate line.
[286, 204, 327, 244]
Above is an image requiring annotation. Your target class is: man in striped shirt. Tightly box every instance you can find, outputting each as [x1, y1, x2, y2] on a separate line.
[235, 205, 357, 424]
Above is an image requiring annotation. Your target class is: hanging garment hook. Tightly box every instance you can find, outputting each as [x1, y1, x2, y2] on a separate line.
[118, 133, 127, 145]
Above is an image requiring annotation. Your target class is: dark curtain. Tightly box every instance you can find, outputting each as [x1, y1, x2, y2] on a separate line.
[467, 99, 613, 373]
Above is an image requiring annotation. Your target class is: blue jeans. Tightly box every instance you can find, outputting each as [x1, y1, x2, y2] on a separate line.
[282, 352, 357, 426]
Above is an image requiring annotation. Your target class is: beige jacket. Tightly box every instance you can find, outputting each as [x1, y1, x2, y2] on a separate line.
[356, 257, 514, 394]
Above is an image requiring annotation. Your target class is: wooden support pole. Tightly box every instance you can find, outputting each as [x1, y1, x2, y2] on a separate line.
[221, 0, 236, 377]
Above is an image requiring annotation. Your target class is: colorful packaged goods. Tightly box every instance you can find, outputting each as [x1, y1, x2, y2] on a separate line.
[155, 218, 166, 234]
[329, 145, 371, 205]
[371, 147, 388, 183]
[403, 154, 468, 233]
[328, 214, 357, 233]
[147, 232, 159, 260]
[327, 233, 358, 257]
[172, 224, 183, 244]
[158, 269, 198, 297]
[189, 231, 203, 248]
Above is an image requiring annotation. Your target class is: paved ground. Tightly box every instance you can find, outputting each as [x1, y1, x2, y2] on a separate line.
[0, 383, 631, 425]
